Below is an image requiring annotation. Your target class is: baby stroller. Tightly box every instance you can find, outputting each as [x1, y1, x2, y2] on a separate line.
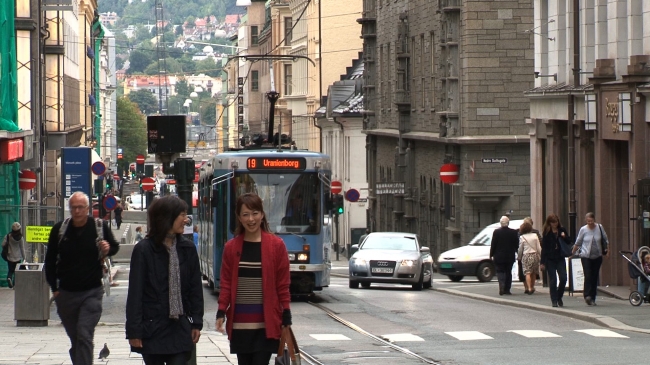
[620, 246, 650, 306]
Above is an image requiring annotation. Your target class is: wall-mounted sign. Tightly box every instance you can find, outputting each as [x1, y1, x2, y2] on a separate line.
[375, 182, 405, 195]
[481, 158, 508, 164]
[61, 147, 92, 199]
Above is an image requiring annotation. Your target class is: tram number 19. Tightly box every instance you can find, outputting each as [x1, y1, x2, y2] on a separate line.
[247, 158, 256, 169]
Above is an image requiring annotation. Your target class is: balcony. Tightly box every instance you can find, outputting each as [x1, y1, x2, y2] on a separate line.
[441, 0, 461, 12]
[394, 89, 411, 112]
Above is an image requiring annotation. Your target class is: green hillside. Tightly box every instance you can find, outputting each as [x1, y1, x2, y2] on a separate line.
[99, 0, 243, 25]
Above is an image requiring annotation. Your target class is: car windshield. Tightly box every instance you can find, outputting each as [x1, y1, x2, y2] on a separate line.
[361, 236, 417, 251]
[468, 228, 495, 246]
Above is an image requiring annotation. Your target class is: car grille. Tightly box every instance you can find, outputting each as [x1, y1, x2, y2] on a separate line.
[369, 260, 396, 277]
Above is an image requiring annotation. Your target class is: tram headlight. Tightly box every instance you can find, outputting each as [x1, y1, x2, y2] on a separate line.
[297, 253, 309, 262]
[288, 253, 296, 261]
[288, 252, 310, 263]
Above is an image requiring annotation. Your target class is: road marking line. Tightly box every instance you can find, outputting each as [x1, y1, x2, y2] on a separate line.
[575, 329, 629, 338]
[310, 334, 351, 340]
[445, 331, 493, 341]
[508, 330, 561, 338]
[381, 333, 425, 342]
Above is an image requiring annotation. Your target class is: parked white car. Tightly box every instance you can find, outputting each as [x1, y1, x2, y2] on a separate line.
[126, 194, 145, 210]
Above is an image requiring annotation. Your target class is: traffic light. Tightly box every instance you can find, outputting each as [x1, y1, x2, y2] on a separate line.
[332, 194, 344, 215]
[105, 178, 113, 190]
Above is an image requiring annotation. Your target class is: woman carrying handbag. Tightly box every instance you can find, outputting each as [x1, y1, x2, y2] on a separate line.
[216, 193, 292, 365]
[540, 214, 571, 307]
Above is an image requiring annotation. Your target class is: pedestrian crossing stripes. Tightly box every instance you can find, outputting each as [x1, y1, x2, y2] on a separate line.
[305, 329, 632, 342]
[574, 329, 629, 338]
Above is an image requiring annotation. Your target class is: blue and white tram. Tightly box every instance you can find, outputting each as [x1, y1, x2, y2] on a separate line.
[197, 150, 333, 295]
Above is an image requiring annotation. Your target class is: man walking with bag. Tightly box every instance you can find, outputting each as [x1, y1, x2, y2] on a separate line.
[44, 191, 120, 364]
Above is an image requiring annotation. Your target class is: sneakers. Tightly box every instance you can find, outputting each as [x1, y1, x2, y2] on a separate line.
[557, 298, 564, 307]
[7, 278, 13, 289]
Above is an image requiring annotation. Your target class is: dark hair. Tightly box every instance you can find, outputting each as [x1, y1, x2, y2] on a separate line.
[542, 213, 562, 235]
[234, 193, 270, 236]
[519, 221, 533, 234]
[147, 195, 188, 244]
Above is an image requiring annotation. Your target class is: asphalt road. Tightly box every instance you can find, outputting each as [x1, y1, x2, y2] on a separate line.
[77, 267, 650, 365]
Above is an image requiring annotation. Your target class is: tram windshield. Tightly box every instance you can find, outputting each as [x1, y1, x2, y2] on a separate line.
[230, 172, 321, 234]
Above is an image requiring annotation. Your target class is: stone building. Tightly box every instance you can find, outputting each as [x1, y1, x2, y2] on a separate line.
[361, 0, 534, 256]
[525, 0, 650, 286]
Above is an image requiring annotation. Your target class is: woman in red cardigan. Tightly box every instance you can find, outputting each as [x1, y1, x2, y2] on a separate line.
[215, 193, 292, 365]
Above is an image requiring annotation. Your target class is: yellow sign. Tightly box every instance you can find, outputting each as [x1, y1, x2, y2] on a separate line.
[26, 226, 53, 243]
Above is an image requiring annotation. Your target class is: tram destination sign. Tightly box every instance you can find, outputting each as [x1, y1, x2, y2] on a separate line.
[481, 158, 508, 164]
[246, 157, 307, 171]
[375, 182, 405, 195]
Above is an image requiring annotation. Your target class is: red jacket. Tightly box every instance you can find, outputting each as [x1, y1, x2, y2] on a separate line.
[218, 230, 291, 340]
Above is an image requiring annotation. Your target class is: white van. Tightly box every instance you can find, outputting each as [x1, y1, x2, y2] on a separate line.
[437, 219, 524, 282]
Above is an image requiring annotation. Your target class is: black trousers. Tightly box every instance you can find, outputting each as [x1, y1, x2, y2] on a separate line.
[545, 259, 567, 302]
[495, 262, 514, 293]
[236, 351, 273, 365]
[581, 256, 603, 301]
[7, 261, 18, 279]
[142, 352, 191, 365]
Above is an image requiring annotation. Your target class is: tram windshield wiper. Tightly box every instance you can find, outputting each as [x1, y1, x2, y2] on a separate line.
[277, 231, 307, 243]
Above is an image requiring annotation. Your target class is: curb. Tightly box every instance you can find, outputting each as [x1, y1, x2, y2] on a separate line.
[433, 287, 650, 335]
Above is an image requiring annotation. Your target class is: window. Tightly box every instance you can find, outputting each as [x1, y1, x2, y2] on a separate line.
[284, 17, 293, 46]
[251, 70, 259, 91]
[284, 64, 292, 95]
[251, 26, 259, 46]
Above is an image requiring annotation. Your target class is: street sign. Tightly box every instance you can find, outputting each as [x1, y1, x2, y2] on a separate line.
[113, 173, 120, 180]
[91, 161, 106, 175]
[18, 170, 37, 190]
[440, 163, 460, 184]
[141, 177, 155, 191]
[103, 195, 118, 211]
[331, 180, 342, 195]
[345, 188, 360, 202]
[167, 179, 176, 185]
[136, 154, 145, 164]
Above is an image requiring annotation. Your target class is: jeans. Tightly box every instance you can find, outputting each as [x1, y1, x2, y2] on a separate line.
[236, 351, 273, 365]
[545, 259, 567, 302]
[55, 287, 103, 365]
[581, 256, 603, 301]
[142, 352, 191, 365]
[638, 277, 650, 297]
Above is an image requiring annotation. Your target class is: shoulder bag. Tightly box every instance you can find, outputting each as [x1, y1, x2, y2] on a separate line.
[558, 234, 573, 257]
[599, 224, 608, 255]
[1, 234, 9, 262]
[275, 326, 301, 365]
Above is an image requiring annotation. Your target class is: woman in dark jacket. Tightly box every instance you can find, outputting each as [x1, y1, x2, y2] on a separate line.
[126, 196, 204, 365]
[540, 213, 570, 308]
[216, 193, 292, 365]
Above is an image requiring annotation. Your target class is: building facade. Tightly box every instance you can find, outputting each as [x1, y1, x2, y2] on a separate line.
[361, 0, 534, 256]
[526, 0, 650, 286]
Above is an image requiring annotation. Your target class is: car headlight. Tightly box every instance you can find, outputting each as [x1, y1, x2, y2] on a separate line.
[351, 258, 367, 265]
[401, 259, 416, 267]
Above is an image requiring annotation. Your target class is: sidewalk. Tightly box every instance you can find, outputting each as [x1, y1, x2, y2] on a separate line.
[330, 256, 650, 335]
[0, 276, 235, 364]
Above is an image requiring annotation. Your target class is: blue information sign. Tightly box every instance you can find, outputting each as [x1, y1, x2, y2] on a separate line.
[61, 147, 92, 199]
[103, 195, 117, 211]
[91, 161, 106, 175]
[345, 188, 360, 203]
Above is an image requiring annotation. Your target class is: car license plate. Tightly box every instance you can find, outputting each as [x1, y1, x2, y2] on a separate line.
[440, 263, 452, 269]
[372, 268, 393, 273]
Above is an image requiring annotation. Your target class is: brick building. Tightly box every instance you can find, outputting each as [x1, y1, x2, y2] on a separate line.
[361, 0, 534, 256]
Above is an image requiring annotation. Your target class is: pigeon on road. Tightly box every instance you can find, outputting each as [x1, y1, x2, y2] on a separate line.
[98, 343, 110, 361]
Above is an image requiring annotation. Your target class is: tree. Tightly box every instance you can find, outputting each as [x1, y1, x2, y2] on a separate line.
[175, 77, 191, 98]
[195, 58, 220, 78]
[128, 89, 159, 115]
[128, 50, 152, 74]
[116, 97, 147, 172]
[200, 99, 217, 125]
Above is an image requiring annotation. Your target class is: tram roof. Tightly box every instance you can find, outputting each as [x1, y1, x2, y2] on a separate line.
[216, 149, 329, 158]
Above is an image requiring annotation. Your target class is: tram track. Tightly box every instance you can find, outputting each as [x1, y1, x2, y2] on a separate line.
[307, 301, 442, 365]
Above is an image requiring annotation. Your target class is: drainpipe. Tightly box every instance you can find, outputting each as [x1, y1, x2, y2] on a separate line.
[92, 16, 104, 155]
[567, 0, 579, 239]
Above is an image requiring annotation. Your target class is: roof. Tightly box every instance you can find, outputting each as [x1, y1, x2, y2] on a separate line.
[225, 14, 240, 24]
[524, 83, 594, 96]
[318, 56, 365, 118]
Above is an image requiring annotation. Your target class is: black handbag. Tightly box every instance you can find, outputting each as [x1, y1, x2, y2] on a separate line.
[558, 235, 573, 257]
[275, 327, 301, 365]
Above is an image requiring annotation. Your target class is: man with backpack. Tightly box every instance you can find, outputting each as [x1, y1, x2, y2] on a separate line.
[44, 191, 120, 365]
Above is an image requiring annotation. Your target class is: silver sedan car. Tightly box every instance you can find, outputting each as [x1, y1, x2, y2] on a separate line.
[348, 232, 434, 290]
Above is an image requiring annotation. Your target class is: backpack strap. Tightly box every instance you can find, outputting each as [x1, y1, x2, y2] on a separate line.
[94, 218, 105, 260]
[57, 217, 72, 245]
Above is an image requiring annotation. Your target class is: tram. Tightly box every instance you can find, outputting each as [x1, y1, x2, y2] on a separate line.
[196, 149, 333, 295]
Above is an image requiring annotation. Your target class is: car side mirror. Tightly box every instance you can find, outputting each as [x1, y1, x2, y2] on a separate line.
[420, 246, 430, 253]
[349, 244, 359, 257]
